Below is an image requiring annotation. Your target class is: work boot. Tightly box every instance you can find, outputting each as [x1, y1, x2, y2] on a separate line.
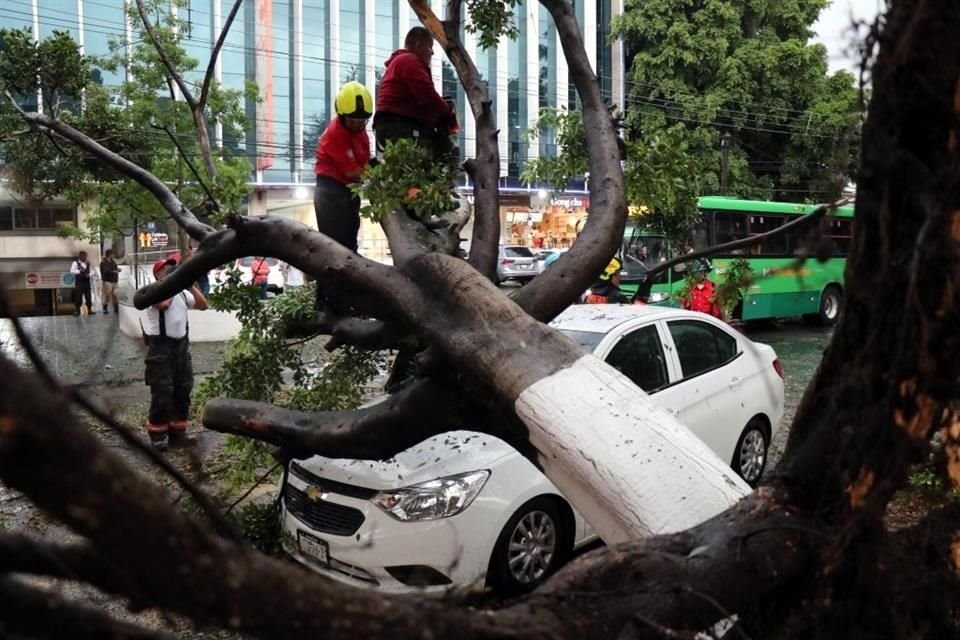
[148, 431, 168, 452]
[102, 306, 109, 315]
[168, 431, 198, 449]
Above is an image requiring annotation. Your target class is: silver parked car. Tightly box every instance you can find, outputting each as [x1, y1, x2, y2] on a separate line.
[497, 244, 537, 284]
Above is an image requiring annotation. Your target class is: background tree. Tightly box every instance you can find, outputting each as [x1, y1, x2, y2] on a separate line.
[3, 1, 960, 639]
[616, 0, 862, 202]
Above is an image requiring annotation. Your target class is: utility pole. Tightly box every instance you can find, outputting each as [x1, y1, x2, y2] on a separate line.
[720, 131, 732, 194]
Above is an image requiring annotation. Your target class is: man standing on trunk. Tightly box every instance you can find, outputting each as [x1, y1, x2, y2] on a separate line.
[100, 249, 120, 315]
[71, 250, 94, 316]
[373, 27, 459, 166]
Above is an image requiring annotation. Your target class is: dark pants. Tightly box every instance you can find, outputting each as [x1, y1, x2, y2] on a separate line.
[373, 113, 457, 167]
[144, 337, 193, 428]
[74, 280, 92, 313]
[314, 175, 360, 313]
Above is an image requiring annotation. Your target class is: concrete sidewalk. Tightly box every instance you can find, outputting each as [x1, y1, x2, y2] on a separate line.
[0, 313, 228, 385]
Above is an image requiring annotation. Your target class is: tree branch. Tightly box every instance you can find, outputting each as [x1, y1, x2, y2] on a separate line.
[199, 0, 243, 112]
[135, 0, 197, 110]
[5, 92, 214, 240]
[513, 0, 628, 321]
[410, 0, 502, 281]
[203, 377, 467, 460]
[0, 533, 125, 595]
[154, 124, 218, 213]
[0, 576, 175, 640]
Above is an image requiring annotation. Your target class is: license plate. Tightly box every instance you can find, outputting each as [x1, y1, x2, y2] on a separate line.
[517, 263, 531, 269]
[298, 530, 329, 565]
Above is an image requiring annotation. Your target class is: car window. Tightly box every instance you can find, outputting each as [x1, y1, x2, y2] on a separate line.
[667, 320, 738, 379]
[504, 246, 533, 258]
[559, 329, 605, 352]
[603, 325, 668, 393]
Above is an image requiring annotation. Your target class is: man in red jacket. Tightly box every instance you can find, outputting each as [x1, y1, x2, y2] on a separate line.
[374, 26, 458, 165]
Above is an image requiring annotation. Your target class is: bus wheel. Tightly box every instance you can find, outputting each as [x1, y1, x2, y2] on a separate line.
[818, 285, 843, 326]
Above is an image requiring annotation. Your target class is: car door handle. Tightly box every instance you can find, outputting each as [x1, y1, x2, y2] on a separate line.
[729, 377, 742, 388]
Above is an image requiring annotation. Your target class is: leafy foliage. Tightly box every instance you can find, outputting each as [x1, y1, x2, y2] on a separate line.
[676, 257, 755, 315]
[465, 0, 521, 50]
[615, 0, 862, 202]
[194, 282, 385, 487]
[356, 138, 460, 222]
[522, 108, 700, 243]
[0, 1, 255, 241]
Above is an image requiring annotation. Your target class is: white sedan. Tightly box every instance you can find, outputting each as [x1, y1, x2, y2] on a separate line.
[280, 305, 784, 596]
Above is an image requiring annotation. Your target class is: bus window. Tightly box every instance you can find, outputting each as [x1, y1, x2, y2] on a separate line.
[829, 219, 852, 256]
[749, 215, 787, 255]
[714, 211, 749, 249]
[622, 234, 669, 284]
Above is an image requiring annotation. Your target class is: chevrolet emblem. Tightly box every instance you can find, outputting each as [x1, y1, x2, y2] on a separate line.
[304, 486, 328, 502]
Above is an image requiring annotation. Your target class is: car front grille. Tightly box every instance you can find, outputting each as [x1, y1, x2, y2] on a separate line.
[284, 483, 366, 536]
[289, 462, 378, 500]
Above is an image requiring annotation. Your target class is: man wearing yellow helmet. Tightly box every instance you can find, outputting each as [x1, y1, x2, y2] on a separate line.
[584, 257, 630, 304]
[313, 80, 373, 310]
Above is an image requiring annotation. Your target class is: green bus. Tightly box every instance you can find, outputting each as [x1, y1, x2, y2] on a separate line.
[620, 196, 855, 325]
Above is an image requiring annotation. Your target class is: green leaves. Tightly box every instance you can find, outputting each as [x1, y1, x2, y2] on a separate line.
[616, 0, 860, 202]
[522, 108, 700, 243]
[465, 0, 521, 50]
[0, 28, 89, 105]
[356, 139, 460, 222]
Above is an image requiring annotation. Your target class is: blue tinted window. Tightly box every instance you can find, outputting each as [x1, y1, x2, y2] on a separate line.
[38, 0, 78, 39]
[538, 8, 556, 159]
[261, 0, 294, 182]
[303, 0, 329, 164]
[83, 0, 125, 87]
[339, 3, 364, 84]
[507, 14, 526, 178]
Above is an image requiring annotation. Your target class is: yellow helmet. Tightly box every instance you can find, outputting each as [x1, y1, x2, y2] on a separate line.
[599, 257, 622, 281]
[335, 81, 373, 118]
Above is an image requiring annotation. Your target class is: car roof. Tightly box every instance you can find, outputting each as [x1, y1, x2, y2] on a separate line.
[550, 304, 691, 334]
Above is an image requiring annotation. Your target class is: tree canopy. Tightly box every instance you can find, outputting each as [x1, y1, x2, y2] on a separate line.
[616, 0, 862, 202]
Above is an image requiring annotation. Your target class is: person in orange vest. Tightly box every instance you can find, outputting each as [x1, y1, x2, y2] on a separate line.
[681, 259, 723, 319]
[584, 257, 630, 304]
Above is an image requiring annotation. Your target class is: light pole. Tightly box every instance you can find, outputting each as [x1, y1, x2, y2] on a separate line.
[720, 131, 732, 194]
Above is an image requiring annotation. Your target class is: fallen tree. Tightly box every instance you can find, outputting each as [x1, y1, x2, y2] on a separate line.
[2, 0, 960, 638]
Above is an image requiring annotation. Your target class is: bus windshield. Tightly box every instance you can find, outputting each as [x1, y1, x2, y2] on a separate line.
[621, 232, 670, 284]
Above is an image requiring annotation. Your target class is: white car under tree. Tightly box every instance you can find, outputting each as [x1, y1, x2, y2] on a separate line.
[281, 305, 785, 596]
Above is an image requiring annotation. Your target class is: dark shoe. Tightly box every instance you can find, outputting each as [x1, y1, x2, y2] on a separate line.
[148, 432, 168, 452]
[168, 431, 198, 449]
[113, 306, 119, 314]
[102, 308, 109, 315]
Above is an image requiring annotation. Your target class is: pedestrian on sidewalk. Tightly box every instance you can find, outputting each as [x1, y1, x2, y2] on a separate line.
[143, 255, 208, 451]
[71, 251, 95, 316]
[100, 249, 121, 315]
[251, 256, 270, 300]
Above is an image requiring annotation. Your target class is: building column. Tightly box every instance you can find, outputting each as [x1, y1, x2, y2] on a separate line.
[214, 0, 224, 149]
[556, 23, 569, 112]
[430, 0, 442, 92]
[463, 28, 477, 161]
[613, 0, 625, 110]
[496, 33, 509, 178]
[293, 0, 304, 179]
[329, 0, 341, 88]
[584, 0, 598, 74]
[525, 2, 539, 164]
[32, 0, 41, 111]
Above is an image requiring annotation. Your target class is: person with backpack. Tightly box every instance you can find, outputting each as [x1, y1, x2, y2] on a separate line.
[142, 254, 208, 451]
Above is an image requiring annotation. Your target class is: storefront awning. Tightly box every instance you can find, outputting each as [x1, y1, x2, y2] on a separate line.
[0, 258, 74, 274]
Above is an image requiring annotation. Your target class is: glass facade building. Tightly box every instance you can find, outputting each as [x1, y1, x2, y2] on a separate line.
[0, 0, 623, 189]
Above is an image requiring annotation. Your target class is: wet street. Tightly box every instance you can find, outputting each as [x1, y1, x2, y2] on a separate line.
[741, 323, 834, 471]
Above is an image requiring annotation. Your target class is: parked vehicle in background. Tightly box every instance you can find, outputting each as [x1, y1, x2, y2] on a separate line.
[534, 248, 568, 273]
[280, 305, 784, 596]
[496, 244, 537, 284]
[211, 257, 284, 295]
[621, 196, 854, 325]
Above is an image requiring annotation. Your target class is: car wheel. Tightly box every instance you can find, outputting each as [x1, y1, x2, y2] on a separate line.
[487, 497, 567, 596]
[818, 285, 843, 326]
[732, 419, 769, 486]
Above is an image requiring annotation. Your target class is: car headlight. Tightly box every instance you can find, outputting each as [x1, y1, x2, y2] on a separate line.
[371, 470, 490, 521]
[648, 292, 669, 303]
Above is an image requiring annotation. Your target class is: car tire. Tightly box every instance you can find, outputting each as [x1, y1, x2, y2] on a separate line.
[818, 285, 843, 326]
[487, 497, 567, 596]
[732, 418, 769, 486]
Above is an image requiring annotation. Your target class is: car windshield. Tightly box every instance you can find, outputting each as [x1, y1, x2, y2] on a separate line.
[504, 246, 534, 258]
[559, 329, 604, 352]
[238, 257, 279, 267]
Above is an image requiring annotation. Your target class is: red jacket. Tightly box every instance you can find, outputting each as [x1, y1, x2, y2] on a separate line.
[314, 117, 371, 184]
[376, 49, 453, 127]
[682, 280, 722, 318]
